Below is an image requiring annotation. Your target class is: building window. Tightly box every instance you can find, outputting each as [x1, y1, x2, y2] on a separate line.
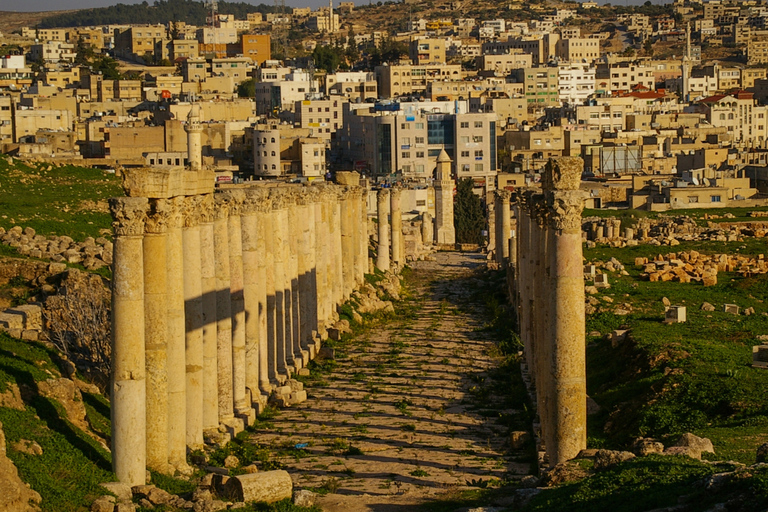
[475, 163, 483, 172]
[461, 151, 469, 157]
[474, 121, 483, 128]
[688, 196, 699, 203]
[415, 164, 424, 173]
[460, 121, 469, 128]
[416, 151, 424, 158]
[711, 195, 721, 202]
[472, 135, 483, 142]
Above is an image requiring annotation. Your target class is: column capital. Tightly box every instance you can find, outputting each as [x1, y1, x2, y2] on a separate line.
[496, 189, 512, 202]
[269, 188, 291, 210]
[214, 194, 230, 221]
[166, 196, 185, 229]
[242, 188, 270, 214]
[390, 186, 402, 200]
[295, 188, 312, 206]
[182, 195, 204, 228]
[199, 194, 215, 224]
[145, 197, 172, 234]
[542, 157, 583, 192]
[110, 197, 148, 237]
[546, 190, 587, 233]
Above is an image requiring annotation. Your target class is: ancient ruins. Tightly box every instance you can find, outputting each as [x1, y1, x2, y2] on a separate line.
[504, 157, 588, 466]
[108, 166, 385, 485]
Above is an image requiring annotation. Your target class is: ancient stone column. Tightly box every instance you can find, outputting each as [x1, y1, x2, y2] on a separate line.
[198, 195, 219, 431]
[182, 196, 205, 451]
[340, 189, 356, 298]
[262, 194, 280, 385]
[143, 199, 171, 474]
[357, 187, 368, 285]
[296, 190, 314, 360]
[488, 202, 496, 256]
[287, 192, 304, 370]
[226, 190, 253, 423]
[241, 190, 266, 410]
[314, 189, 330, 334]
[332, 192, 344, 309]
[213, 195, 234, 423]
[270, 190, 291, 379]
[110, 197, 148, 486]
[376, 188, 390, 272]
[166, 196, 189, 472]
[421, 211, 433, 246]
[543, 157, 587, 465]
[253, 190, 273, 396]
[497, 190, 512, 264]
[532, 194, 551, 455]
[390, 187, 403, 268]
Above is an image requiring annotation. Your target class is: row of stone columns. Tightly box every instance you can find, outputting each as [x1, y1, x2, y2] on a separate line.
[511, 157, 587, 467]
[110, 182, 369, 486]
[374, 187, 405, 272]
[494, 189, 512, 266]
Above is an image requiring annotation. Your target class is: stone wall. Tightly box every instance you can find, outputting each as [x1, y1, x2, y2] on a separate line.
[109, 168, 373, 485]
[509, 157, 588, 468]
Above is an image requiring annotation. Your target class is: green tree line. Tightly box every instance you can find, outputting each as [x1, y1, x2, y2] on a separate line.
[39, 0, 289, 29]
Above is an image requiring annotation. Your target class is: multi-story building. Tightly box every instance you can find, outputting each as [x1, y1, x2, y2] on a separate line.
[0, 55, 32, 90]
[476, 53, 533, 75]
[325, 71, 377, 101]
[555, 37, 600, 63]
[409, 38, 447, 65]
[13, 108, 74, 143]
[114, 25, 169, 63]
[29, 42, 76, 64]
[294, 98, 345, 140]
[596, 62, 656, 94]
[375, 63, 462, 98]
[510, 67, 560, 106]
[558, 63, 596, 105]
[482, 34, 559, 66]
[337, 102, 498, 189]
[241, 34, 271, 65]
[697, 91, 768, 145]
[170, 39, 200, 61]
[254, 71, 317, 115]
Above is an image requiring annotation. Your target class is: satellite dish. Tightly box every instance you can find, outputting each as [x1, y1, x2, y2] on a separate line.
[692, 177, 699, 186]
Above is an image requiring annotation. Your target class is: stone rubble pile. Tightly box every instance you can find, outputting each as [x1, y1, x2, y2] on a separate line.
[0, 226, 113, 271]
[581, 214, 768, 248]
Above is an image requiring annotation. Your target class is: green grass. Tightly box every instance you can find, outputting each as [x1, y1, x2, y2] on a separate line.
[522, 456, 768, 512]
[0, 332, 115, 511]
[0, 158, 123, 241]
[583, 239, 768, 457]
[583, 205, 768, 229]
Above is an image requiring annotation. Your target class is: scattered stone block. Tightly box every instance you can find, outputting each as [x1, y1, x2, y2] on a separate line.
[664, 306, 686, 324]
[222, 470, 293, 504]
[610, 329, 629, 348]
[509, 431, 531, 450]
[594, 274, 610, 289]
[724, 304, 740, 315]
[584, 265, 596, 277]
[593, 450, 635, 470]
[752, 345, 768, 369]
[632, 438, 664, 456]
[701, 302, 715, 312]
[292, 489, 317, 507]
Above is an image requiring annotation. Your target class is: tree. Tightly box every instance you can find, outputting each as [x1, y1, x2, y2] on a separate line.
[454, 178, 485, 245]
[312, 44, 343, 74]
[237, 78, 256, 98]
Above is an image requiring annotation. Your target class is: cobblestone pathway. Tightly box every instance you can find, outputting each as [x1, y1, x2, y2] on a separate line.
[248, 252, 532, 511]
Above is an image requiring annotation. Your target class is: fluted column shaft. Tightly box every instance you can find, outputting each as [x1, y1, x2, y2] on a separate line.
[213, 198, 234, 422]
[199, 196, 218, 431]
[143, 200, 170, 474]
[390, 188, 402, 267]
[375, 189, 390, 272]
[166, 197, 188, 472]
[226, 191, 251, 420]
[110, 197, 148, 486]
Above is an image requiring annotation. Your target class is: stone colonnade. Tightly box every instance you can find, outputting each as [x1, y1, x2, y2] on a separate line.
[109, 170, 369, 486]
[512, 157, 587, 467]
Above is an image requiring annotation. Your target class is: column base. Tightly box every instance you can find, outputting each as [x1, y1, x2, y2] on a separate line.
[236, 407, 256, 427]
[221, 417, 245, 437]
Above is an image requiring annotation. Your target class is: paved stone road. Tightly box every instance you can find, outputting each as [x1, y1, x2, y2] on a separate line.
[248, 252, 532, 511]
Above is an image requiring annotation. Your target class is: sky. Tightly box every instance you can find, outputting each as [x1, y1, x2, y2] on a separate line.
[1, 0, 662, 14]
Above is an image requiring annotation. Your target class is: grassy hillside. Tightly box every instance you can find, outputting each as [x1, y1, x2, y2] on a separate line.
[0, 158, 122, 241]
[0, 332, 114, 511]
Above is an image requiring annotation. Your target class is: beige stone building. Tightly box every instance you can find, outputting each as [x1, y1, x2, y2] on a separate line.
[554, 37, 600, 63]
[697, 91, 768, 146]
[409, 38, 447, 65]
[375, 63, 462, 98]
[13, 108, 74, 143]
[114, 25, 169, 63]
[294, 98, 344, 140]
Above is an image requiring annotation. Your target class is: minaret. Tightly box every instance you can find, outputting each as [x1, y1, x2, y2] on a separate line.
[328, 0, 334, 33]
[185, 104, 203, 171]
[681, 22, 691, 103]
[434, 149, 455, 245]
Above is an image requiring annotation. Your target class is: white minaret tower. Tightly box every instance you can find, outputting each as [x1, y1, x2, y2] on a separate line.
[328, 0, 335, 33]
[185, 103, 203, 171]
[681, 22, 691, 103]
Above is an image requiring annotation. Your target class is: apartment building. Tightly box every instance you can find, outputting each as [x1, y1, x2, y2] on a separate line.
[294, 98, 344, 140]
[697, 91, 768, 145]
[337, 102, 497, 187]
[375, 64, 462, 98]
[558, 63, 596, 106]
[554, 37, 601, 63]
[241, 34, 271, 65]
[409, 38, 447, 65]
[510, 67, 560, 106]
[114, 25, 169, 63]
[325, 71, 377, 101]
